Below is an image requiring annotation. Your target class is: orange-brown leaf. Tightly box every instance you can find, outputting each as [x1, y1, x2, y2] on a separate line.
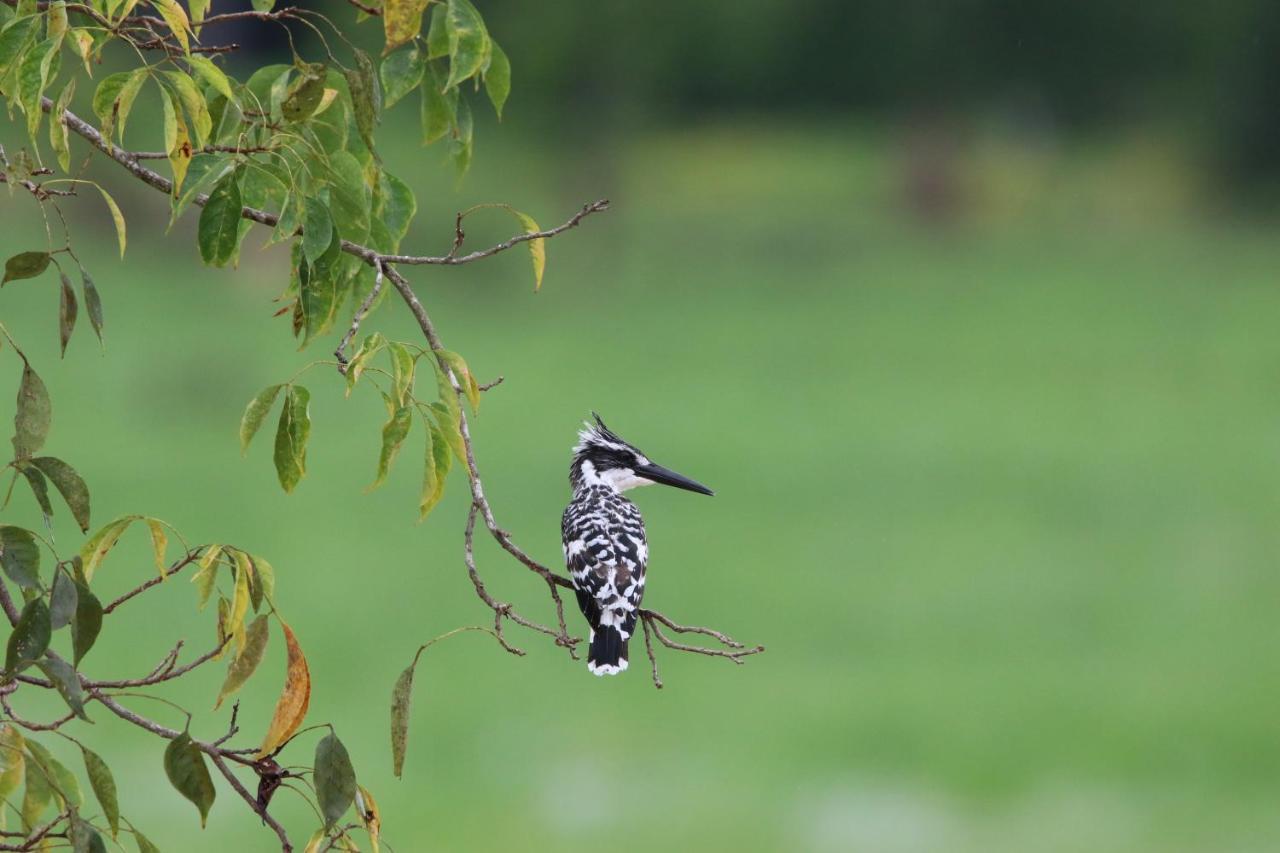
[255, 621, 310, 758]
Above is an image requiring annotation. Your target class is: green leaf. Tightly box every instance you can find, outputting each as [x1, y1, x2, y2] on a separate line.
[380, 343, 411, 409]
[4, 598, 50, 677]
[429, 401, 466, 463]
[169, 154, 232, 228]
[301, 199, 333, 263]
[49, 76, 74, 172]
[187, 54, 237, 104]
[18, 463, 52, 524]
[58, 271, 78, 356]
[251, 0, 275, 11]
[0, 16, 38, 79]
[214, 613, 268, 709]
[226, 550, 250, 648]
[380, 44, 424, 109]
[379, 172, 416, 247]
[314, 732, 357, 830]
[190, 544, 222, 611]
[20, 737, 52, 827]
[511, 209, 544, 291]
[71, 579, 102, 665]
[17, 36, 60, 141]
[161, 69, 212, 146]
[79, 515, 139, 582]
[79, 268, 105, 344]
[449, 95, 473, 176]
[300, 232, 342, 341]
[69, 815, 107, 853]
[160, 89, 192, 196]
[425, 3, 448, 58]
[2, 250, 49, 284]
[0, 526, 39, 589]
[132, 828, 161, 853]
[81, 746, 119, 839]
[49, 567, 77, 630]
[444, 0, 488, 90]
[389, 662, 415, 777]
[163, 731, 215, 828]
[30, 457, 91, 533]
[198, 166, 242, 267]
[145, 518, 168, 574]
[368, 404, 411, 491]
[344, 332, 385, 396]
[91, 67, 147, 145]
[383, 0, 428, 54]
[239, 384, 283, 454]
[437, 349, 480, 413]
[36, 654, 90, 721]
[0, 725, 25, 813]
[26, 738, 81, 809]
[420, 62, 454, 145]
[12, 361, 50, 459]
[484, 40, 509, 119]
[419, 417, 449, 521]
[273, 385, 311, 493]
[281, 62, 326, 123]
[327, 150, 370, 243]
[345, 48, 380, 154]
[94, 184, 127, 258]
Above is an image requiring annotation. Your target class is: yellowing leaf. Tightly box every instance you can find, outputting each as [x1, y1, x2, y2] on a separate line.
[79, 515, 140, 582]
[256, 621, 311, 758]
[145, 518, 168, 575]
[228, 549, 252, 653]
[215, 614, 269, 709]
[357, 785, 381, 853]
[149, 0, 191, 55]
[191, 544, 222, 610]
[93, 184, 127, 258]
[383, 0, 429, 54]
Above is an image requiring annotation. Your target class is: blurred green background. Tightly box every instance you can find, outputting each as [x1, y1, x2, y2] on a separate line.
[3, 1, 1280, 851]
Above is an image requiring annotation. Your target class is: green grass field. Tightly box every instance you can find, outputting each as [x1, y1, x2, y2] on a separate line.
[2, 120, 1279, 851]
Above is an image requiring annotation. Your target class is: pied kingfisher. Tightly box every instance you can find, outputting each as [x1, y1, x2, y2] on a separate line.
[561, 414, 714, 676]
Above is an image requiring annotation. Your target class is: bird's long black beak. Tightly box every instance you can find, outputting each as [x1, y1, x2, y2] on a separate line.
[635, 463, 714, 496]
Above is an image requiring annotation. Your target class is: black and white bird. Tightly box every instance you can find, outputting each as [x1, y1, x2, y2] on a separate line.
[561, 414, 714, 676]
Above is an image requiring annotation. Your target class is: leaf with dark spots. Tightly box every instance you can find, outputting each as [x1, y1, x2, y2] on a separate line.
[4, 598, 50, 677]
[30, 457, 91, 532]
[12, 361, 51, 459]
[163, 731, 215, 827]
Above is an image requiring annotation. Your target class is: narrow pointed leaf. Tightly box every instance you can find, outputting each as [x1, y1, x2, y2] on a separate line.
[190, 544, 222, 610]
[19, 464, 52, 524]
[71, 580, 102, 665]
[437, 350, 479, 413]
[30, 457, 90, 532]
[145, 518, 168, 574]
[81, 746, 119, 839]
[215, 614, 268, 709]
[36, 655, 90, 721]
[227, 549, 251, 651]
[58, 272, 78, 356]
[80, 268, 105, 343]
[256, 621, 311, 758]
[357, 785, 381, 852]
[345, 48, 380, 153]
[12, 361, 51, 458]
[444, 0, 488, 90]
[49, 568, 77, 630]
[188, 54, 236, 104]
[301, 200, 332, 263]
[149, 0, 191, 55]
[345, 332, 385, 396]
[0, 526, 40, 589]
[198, 167, 242, 267]
[272, 385, 311, 493]
[368, 405, 411, 492]
[484, 40, 509, 118]
[4, 598, 50, 676]
[2, 251, 50, 285]
[94, 185, 127, 258]
[25, 739, 82, 808]
[79, 515, 139, 581]
[239, 384, 283, 454]
[389, 662, 415, 777]
[0, 726, 25, 810]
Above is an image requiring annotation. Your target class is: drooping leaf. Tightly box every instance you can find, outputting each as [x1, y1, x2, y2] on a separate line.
[69, 815, 107, 853]
[382, 0, 428, 54]
[190, 544, 222, 610]
[429, 400, 466, 463]
[160, 69, 211, 145]
[314, 732, 357, 830]
[11, 360, 50, 458]
[250, 553, 276, 605]
[79, 268, 105, 344]
[345, 48, 381, 154]
[145, 518, 168, 574]
[58, 271, 78, 356]
[20, 736, 52, 828]
[327, 150, 371, 243]
[425, 3, 448, 58]
[380, 45, 424, 109]
[0, 526, 39, 589]
[198, 166, 243, 267]
[417, 417, 447, 521]
[0, 725, 25, 813]
[420, 62, 454, 146]
[132, 827, 161, 853]
[388, 341, 415, 406]
[379, 172, 417, 247]
[227, 549, 251, 650]
[4, 598, 50, 677]
[49, 567, 77, 630]
[81, 746, 119, 839]
[344, 332, 385, 396]
[239, 384, 283, 455]
[256, 621, 311, 758]
[444, 0, 488, 90]
[356, 785, 382, 852]
[484, 39, 510, 118]
[163, 731, 215, 827]
[71, 579, 102, 665]
[215, 613, 268, 709]
[36, 654, 90, 721]
[301, 200, 333, 264]
[94, 184, 127, 258]
[303, 828, 327, 853]
[149, 0, 191, 55]
[368, 405, 411, 491]
[160, 89, 192, 196]
[187, 54, 237, 104]
[79, 515, 139, 581]
[272, 385, 311, 493]
[449, 94, 473, 176]
[25, 738, 82, 808]
[2, 251, 49, 285]
[0, 17, 39, 80]
[29, 457, 90, 532]
[18, 464, 52, 524]
[437, 349, 480, 413]
[281, 62, 326, 123]
[389, 661, 415, 777]
[48, 76, 74, 172]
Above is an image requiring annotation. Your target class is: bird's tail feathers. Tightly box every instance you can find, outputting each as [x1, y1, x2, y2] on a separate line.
[587, 625, 629, 676]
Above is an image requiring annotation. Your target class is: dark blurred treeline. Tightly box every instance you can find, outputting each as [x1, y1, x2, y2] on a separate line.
[471, 0, 1280, 189]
